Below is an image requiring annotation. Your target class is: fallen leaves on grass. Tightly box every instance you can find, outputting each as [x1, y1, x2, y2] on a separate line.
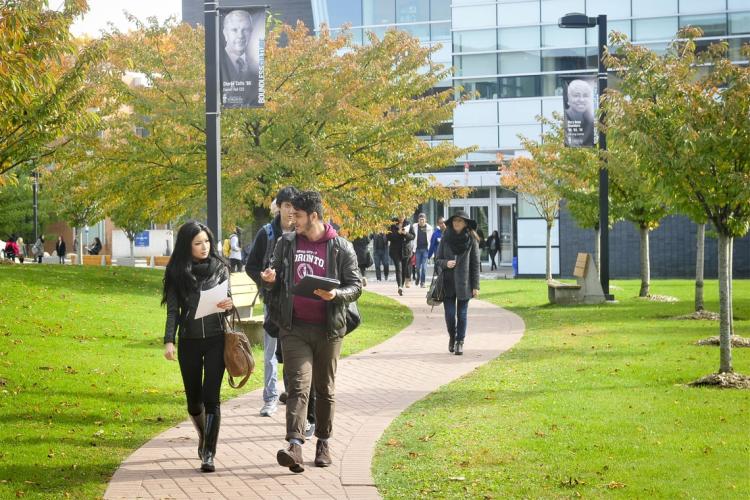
[560, 477, 586, 488]
[688, 372, 750, 389]
[419, 433, 436, 442]
[448, 476, 466, 481]
[386, 438, 402, 447]
[606, 481, 626, 489]
[639, 295, 679, 303]
[695, 336, 750, 348]
[674, 310, 720, 321]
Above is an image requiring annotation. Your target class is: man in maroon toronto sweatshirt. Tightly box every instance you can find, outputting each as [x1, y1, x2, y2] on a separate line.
[261, 191, 362, 473]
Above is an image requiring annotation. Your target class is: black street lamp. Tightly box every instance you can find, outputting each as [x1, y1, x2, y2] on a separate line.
[559, 12, 612, 300]
[205, 0, 222, 242]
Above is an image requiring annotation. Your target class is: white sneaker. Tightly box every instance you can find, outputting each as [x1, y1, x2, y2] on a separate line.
[304, 420, 316, 438]
[260, 400, 278, 417]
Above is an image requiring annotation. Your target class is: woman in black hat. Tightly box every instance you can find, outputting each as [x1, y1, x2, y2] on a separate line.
[434, 210, 480, 355]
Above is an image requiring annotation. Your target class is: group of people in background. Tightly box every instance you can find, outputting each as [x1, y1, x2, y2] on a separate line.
[2, 234, 104, 265]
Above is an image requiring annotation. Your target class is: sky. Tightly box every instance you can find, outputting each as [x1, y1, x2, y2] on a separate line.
[69, 0, 182, 38]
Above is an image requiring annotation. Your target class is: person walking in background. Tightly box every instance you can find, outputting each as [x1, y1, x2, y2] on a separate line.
[428, 216, 446, 261]
[32, 235, 44, 263]
[435, 210, 480, 356]
[228, 227, 242, 272]
[476, 229, 485, 272]
[16, 237, 26, 264]
[162, 221, 233, 473]
[245, 186, 305, 421]
[352, 235, 372, 287]
[409, 213, 433, 288]
[55, 236, 67, 265]
[261, 191, 362, 473]
[4, 236, 19, 263]
[387, 216, 414, 296]
[372, 231, 389, 281]
[486, 230, 500, 271]
[88, 237, 102, 255]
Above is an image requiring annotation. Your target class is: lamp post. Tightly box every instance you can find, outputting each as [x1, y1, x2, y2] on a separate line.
[205, 0, 222, 241]
[32, 169, 39, 243]
[558, 12, 611, 299]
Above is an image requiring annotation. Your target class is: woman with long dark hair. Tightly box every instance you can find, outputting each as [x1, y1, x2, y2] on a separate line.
[162, 221, 233, 472]
[435, 211, 480, 356]
[486, 230, 500, 271]
[387, 216, 414, 296]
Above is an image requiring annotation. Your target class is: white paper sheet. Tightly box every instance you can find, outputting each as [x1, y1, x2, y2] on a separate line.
[194, 280, 229, 319]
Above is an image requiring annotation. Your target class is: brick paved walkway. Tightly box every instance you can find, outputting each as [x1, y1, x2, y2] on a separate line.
[105, 280, 525, 499]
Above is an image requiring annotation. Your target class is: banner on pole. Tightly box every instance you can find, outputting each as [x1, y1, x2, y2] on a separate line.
[561, 76, 597, 148]
[218, 6, 266, 109]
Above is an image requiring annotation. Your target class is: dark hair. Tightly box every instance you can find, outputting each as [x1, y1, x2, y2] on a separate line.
[94, 237, 102, 245]
[161, 221, 226, 305]
[276, 186, 299, 205]
[292, 191, 324, 219]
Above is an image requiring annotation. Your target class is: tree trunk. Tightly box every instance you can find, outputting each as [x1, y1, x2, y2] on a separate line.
[76, 227, 83, 265]
[546, 222, 552, 280]
[717, 233, 733, 374]
[639, 224, 650, 297]
[694, 223, 705, 311]
[728, 237, 734, 336]
[129, 238, 135, 259]
[594, 226, 601, 277]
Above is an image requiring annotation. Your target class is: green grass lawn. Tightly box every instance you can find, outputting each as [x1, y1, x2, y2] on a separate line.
[373, 279, 750, 499]
[0, 264, 411, 499]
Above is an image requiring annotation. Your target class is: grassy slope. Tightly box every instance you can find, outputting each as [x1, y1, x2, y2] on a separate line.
[0, 265, 411, 499]
[374, 279, 749, 499]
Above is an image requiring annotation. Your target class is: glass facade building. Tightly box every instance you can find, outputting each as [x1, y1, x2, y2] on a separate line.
[313, 1, 750, 275]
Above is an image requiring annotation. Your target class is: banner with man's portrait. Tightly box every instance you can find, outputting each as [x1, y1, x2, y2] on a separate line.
[561, 76, 597, 148]
[218, 7, 266, 109]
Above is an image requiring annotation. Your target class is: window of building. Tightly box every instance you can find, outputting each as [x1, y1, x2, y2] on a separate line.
[499, 26, 540, 50]
[456, 78, 500, 100]
[455, 29, 497, 53]
[587, 20, 632, 42]
[632, 0, 678, 18]
[396, 0, 429, 38]
[430, 0, 450, 20]
[364, 0, 395, 26]
[499, 75, 541, 98]
[326, 0, 362, 28]
[632, 17, 678, 42]
[679, 14, 728, 37]
[454, 5, 497, 30]
[679, 0, 728, 15]
[498, 1, 541, 27]
[541, 47, 588, 71]
[729, 12, 750, 34]
[499, 50, 542, 74]
[729, 0, 750, 10]
[585, 0, 631, 19]
[541, 0, 585, 24]
[455, 54, 497, 77]
[431, 22, 451, 40]
[542, 25, 586, 48]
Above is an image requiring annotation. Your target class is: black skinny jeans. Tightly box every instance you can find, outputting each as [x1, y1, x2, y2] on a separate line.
[178, 335, 225, 416]
[390, 253, 410, 288]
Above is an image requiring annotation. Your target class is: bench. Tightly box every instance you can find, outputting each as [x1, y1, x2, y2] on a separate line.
[148, 255, 171, 267]
[548, 253, 605, 305]
[229, 272, 264, 345]
[82, 255, 111, 266]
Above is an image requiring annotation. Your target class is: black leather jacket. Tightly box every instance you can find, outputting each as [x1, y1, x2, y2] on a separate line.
[264, 232, 362, 341]
[163, 264, 230, 344]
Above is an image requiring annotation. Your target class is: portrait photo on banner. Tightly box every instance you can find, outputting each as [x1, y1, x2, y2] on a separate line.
[219, 7, 266, 109]
[561, 76, 597, 148]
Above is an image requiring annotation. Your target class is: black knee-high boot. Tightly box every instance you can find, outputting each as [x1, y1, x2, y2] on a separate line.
[448, 332, 456, 353]
[189, 408, 206, 460]
[201, 408, 221, 472]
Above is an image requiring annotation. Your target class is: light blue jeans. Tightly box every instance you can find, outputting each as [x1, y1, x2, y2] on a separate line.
[415, 248, 429, 286]
[263, 305, 278, 403]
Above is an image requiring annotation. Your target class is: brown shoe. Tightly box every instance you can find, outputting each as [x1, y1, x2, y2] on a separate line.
[277, 443, 304, 473]
[314, 440, 332, 467]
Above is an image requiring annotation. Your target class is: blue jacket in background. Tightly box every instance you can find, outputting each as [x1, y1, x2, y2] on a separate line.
[428, 228, 442, 259]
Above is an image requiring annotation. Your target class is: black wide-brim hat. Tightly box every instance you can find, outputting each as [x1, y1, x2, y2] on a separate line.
[447, 210, 478, 231]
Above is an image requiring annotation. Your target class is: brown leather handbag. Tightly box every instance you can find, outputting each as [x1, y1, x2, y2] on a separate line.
[223, 308, 255, 388]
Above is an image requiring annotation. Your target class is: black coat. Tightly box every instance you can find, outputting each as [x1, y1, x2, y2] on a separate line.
[435, 234, 480, 301]
[386, 221, 414, 259]
[56, 241, 66, 256]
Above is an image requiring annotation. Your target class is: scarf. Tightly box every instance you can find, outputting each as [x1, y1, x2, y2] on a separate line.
[191, 256, 223, 283]
[445, 227, 471, 256]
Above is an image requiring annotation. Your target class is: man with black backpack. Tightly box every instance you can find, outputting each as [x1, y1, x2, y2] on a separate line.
[246, 186, 299, 419]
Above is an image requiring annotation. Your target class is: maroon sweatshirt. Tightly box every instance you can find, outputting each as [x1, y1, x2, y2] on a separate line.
[292, 224, 338, 325]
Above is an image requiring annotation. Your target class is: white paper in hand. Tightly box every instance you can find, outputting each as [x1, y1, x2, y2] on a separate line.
[194, 280, 229, 319]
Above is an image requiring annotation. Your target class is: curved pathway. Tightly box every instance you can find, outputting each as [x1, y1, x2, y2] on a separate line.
[105, 280, 525, 499]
